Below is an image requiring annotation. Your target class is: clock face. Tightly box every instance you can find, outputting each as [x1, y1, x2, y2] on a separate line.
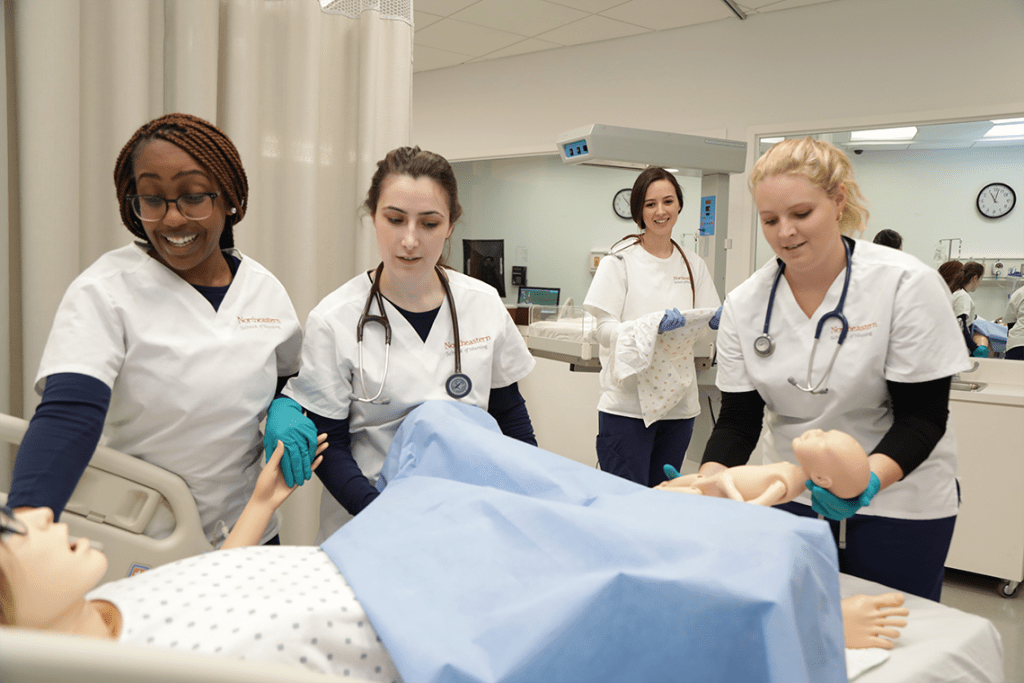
[977, 183, 1016, 218]
[613, 188, 632, 219]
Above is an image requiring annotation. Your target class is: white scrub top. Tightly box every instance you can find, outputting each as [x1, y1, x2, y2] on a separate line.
[36, 243, 302, 544]
[715, 240, 972, 520]
[951, 289, 976, 326]
[1005, 286, 1024, 353]
[283, 268, 535, 540]
[584, 241, 720, 420]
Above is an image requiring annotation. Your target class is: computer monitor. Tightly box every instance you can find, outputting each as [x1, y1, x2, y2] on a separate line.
[517, 287, 560, 306]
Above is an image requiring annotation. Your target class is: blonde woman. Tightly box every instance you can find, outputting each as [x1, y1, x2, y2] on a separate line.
[699, 138, 971, 601]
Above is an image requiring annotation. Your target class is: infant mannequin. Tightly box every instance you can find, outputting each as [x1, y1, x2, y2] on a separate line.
[655, 428, 871, 505]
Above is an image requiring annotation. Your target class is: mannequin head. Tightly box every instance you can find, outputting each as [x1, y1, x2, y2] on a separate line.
[791, 429, 871, 499]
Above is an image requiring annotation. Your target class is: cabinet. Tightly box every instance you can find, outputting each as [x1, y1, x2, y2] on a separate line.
[944, 359, 1024, 596]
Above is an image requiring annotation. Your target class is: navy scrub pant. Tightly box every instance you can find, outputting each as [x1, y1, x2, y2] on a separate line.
[776, 501, 957, 602]
[596, 412, 695, 487]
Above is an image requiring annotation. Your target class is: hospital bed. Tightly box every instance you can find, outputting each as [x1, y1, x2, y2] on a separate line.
[0, 572, 1002, 683]
[0, 412, 212, 585]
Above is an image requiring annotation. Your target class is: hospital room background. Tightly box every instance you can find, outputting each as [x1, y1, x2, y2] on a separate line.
[1, 0, 1023, 680]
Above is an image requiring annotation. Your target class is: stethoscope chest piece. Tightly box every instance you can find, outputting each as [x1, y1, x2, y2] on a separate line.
[754, 333, 775, 357]
[445, 373, 472, 399]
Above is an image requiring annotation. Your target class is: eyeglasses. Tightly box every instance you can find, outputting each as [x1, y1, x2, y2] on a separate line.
[0, 505, 27, 538]
[127, 192, 221, 222]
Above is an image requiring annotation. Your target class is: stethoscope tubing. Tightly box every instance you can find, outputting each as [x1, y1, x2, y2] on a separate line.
[758, 236, 854, 394]
[355, 263, 463, 404]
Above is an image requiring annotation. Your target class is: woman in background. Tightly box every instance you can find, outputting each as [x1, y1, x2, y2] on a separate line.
[938, 260, 989, 357]
[1003, 284, 1024, 360]
[872, 229, 902, 250]
[583, 167, 720, 487]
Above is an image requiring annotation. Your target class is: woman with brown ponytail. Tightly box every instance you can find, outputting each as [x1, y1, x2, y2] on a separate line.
[7, 113, 304, 549]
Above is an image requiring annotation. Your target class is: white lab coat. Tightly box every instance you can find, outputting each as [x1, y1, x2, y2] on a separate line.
[584, 241, 720, 421]
[715, 240, 972, 520]
[37, 243, 302, 543]
[284, 269, 535, 540]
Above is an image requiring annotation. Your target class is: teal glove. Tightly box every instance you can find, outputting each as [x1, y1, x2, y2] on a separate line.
[658, 308, 686, 333]
[807, 472, 881, 520]
[972, 345, 989, 358]
[264, 397, 318, 488]
[663, 464, 682, 479]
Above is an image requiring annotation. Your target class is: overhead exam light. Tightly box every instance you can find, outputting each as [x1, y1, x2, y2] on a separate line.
[556, 124, 746, 175]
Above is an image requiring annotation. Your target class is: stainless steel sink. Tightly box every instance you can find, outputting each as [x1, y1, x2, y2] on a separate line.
[950, 381, 988, 392]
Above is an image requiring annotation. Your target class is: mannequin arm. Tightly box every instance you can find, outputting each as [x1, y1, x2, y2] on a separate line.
[221, 435, 326, 550]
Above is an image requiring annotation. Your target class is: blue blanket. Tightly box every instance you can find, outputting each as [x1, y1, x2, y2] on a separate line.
[322, 402, 846, 683]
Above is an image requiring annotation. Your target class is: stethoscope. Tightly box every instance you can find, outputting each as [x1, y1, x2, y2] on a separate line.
[355, 263, 471, 404]
[755, 236, 853, 395]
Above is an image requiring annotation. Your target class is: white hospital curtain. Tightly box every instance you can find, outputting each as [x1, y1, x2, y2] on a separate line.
[2, 0, 412, 533]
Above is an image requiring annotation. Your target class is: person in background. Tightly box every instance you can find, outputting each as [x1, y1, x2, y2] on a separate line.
[1003, 284, 1024, 360]
[265, 146, 537, 542]
[7, 113, 303, 547]
[583, 167, 720, 487]
[872, 229, 902, 250]
[938, 260, 989, 357]
[697, 137, 970, 601]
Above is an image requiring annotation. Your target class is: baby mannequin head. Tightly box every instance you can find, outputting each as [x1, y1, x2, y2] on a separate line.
[792, 429, 871, 499]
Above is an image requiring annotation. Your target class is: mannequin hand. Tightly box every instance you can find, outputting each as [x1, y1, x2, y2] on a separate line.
[264, 397, 318, 487]
[709, 305, 723, 330]
[658, 308, 686, 333]
[254, 436, 328, 509]
[972, 345, 989, 358]
[808, 472, 881, 520]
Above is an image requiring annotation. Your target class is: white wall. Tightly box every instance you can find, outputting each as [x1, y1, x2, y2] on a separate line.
[452, 155, 704, 306]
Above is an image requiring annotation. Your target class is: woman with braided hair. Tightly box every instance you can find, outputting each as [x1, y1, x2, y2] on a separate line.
[7, 113, 304, 548]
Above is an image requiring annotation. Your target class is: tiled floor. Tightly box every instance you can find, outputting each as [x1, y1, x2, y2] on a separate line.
[941, 569, 1022, 682]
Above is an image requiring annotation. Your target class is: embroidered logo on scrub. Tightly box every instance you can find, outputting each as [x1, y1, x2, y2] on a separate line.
[237, 315, 282, 330]
[445, 335, 492, 357]
[829, 321, 877, 340]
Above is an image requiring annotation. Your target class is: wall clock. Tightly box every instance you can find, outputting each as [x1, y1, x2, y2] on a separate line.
[977, 182, 1015, 218]
[613, 188, 631, 219]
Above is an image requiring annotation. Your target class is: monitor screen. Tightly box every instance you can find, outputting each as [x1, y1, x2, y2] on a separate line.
[517, 287, 560, 306]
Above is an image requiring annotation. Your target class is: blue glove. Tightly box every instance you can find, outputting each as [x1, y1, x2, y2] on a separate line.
[658, 308, 686, 333]
[972, 345, 989, 358]
[264, 396, 318, 488]
[807, 472, 881, 520]
[663, 464, 682, 480]
[709, 305, 723, 330]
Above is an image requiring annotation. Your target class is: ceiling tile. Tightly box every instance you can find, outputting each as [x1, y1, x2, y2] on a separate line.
[536, 14, 649, 46]
[475, 37, 566, 61]
[415, 0, 480, 16]
[415, 18, 527, 56]
[413, 44, 475, 73]
[452, 0, 589, 37]
[601, 0, 733, 31]
[544, 0, 629, 12]
[414, 10, 444, 31]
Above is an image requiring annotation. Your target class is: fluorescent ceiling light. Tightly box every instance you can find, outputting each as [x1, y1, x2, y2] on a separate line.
[850, 127, 918, 141]
[760, 137, 784, 144]
[664, 168, 679, 173]
[984, 123, 1024, 138]
[990, 117, 1024, 124]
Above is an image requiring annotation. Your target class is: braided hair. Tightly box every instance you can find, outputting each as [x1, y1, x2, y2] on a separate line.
[113, 113, 248, 248]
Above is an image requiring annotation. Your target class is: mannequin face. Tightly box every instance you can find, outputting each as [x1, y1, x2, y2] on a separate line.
[0, 508, 106, 628]
[791, 428, 869, 498]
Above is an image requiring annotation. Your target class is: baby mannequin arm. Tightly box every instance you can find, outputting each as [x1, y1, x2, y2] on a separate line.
[841, 592, 909, 649]
[221, 435, 327, 550]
